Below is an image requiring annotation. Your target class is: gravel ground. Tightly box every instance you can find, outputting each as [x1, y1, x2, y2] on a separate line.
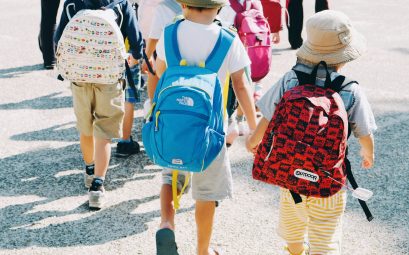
[0, 0, 408, 254]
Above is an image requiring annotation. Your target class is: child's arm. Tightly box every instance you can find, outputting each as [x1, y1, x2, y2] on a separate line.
[145, 38, 159, 59]
[142, 38, 159, 73]
[155, 58, 167, 79]
[359, 133, 375, 169]
[246, 117, 269, 153]
[230, 69, 257, 132]
[122, 1, 143, 63]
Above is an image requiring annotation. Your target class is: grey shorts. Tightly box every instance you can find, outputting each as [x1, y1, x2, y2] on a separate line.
[162, 146, 233, 201]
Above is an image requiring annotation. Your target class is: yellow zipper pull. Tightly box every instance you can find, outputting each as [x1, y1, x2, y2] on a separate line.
[145, 102, 156, 119]
[155, 111, 160, 131]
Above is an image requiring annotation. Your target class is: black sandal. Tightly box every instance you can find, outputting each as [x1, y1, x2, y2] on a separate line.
[156, 228, 179, 255]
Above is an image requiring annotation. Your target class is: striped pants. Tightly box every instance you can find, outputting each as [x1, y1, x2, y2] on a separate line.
[278, 188, 347, 255]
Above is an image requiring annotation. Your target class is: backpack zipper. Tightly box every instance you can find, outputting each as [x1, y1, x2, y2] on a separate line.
[154, 110, 208, 132]
[160, 110, 208, 120]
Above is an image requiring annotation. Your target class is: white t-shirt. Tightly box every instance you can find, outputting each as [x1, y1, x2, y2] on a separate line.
[137, 0, 162, 39]
[218, 6, 236, 27]
[149, 1, 181, 39]
[156, 20, 251, 86]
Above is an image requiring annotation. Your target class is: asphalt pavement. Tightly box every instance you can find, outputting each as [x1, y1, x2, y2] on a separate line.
[0, 0, 408, 254]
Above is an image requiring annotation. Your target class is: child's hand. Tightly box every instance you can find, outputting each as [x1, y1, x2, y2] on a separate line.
[141, 57, 154, 74]
[360, 149, 374, 169]
[246, 135, 258, 154]
[127, 55, 139, 68]
[272, 32, 280, 44]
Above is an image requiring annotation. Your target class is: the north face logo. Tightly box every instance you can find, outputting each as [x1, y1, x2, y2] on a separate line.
[176, 96, 194, 107]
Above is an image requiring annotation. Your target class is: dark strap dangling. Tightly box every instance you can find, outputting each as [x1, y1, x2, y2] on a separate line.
[345, 157, 374, 222]
[290, 190, 302, 204]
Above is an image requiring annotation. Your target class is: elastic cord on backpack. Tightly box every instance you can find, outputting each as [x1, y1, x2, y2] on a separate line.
[172, 170, 190, 211]
[222, 74, 230, 118]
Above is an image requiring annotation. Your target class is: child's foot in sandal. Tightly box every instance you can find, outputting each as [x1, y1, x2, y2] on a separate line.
[156, 228, 179, 255]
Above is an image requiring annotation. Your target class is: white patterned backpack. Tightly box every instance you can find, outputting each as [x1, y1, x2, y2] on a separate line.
[56, 2, 127, 84]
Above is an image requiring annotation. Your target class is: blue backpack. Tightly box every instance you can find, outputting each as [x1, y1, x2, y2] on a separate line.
[142, 20, 235, 172]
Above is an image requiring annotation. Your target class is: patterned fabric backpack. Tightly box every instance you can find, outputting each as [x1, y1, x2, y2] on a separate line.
[142, 19, 234, 172]
[229, 0, 272, 82]
[56, 0, 127, 84]
[253, 62, 349, 198]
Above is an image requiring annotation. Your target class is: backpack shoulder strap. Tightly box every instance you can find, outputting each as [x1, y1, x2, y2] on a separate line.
[344, 157, 374, 221]
[110, 4, 124, 28]
[205, 28, 235, 73]
[164, 19, 183, 67]
[229, 0, 244, 13]
[329, 72, 359, 92]
[104, 0, 126, 9]
[293, 70, 312, 85]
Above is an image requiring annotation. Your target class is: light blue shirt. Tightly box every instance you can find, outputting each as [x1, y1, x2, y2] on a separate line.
[256, 63, 377, 138]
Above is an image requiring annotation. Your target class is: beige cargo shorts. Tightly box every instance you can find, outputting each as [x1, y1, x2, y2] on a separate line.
[71, 82, 124, 139]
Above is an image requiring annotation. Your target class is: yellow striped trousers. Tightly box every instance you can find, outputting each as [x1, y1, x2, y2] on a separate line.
[278, 188, 347, 255]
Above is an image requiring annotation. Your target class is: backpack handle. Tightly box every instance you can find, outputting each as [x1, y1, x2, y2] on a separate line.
[310, 61, 348, 92]
[310, 61, 332, 88]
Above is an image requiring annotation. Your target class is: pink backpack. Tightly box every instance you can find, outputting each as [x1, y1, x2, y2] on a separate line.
[229, 0, 272, 82]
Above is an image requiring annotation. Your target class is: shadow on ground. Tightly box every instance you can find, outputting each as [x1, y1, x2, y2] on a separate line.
[0, 92, 72, 110]
[0, 64, 44, 79]
[271, 47, 294, 56]
[0, 115, 194, 248]
[11, 122, 78, 142]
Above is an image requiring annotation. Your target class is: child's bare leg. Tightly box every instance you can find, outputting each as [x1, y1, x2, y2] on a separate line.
[121, 102, 134, 141]
[160, 184, 176, 229]
[94, 137, 111, 178]
[80, 134, 94, 164]
[196, 200, 216, 255]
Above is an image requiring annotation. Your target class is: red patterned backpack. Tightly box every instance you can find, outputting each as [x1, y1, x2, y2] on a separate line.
[253, 62, 349, 198]
[253, 62, 374, 221]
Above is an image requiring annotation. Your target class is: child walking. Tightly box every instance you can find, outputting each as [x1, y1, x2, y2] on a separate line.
[246, 10, 376, 255]
[154, 1, 257, 254]
[55, 0, 143, 209]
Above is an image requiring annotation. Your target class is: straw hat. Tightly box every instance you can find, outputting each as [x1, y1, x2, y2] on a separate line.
[296, 10, 366, 66]
[176, 0, 228, 8]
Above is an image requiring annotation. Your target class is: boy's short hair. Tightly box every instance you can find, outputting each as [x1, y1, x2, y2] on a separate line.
[186, 5, 207, 11]
[296, 10, 366, 66]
